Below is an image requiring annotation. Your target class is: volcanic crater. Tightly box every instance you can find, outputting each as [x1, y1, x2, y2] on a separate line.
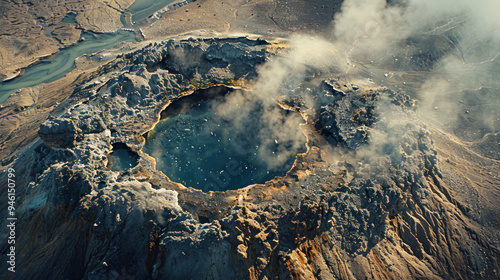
[2, 33, 499, 280]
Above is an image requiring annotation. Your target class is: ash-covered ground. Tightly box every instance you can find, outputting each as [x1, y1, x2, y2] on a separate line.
[0, 0, 499, 280]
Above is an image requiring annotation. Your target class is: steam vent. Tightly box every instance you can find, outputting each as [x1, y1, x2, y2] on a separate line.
[0, 1, 499, 280]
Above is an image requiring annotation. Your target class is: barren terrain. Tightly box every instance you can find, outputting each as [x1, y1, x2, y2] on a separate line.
[0, 0, 498, 279]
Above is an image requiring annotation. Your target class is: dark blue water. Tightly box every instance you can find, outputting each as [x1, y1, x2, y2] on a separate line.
[143, 96, 306, 192]
[107, 143, 140, 171]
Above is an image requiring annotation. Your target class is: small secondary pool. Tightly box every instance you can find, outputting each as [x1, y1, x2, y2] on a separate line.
[107, 143, 140, 171]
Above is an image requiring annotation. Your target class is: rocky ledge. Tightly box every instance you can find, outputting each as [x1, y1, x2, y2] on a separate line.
[0, 37, 499, 280]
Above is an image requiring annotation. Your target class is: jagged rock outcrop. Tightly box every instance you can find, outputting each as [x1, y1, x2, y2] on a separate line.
[0, 37, 499, 280]
[39, 37, 268, 148]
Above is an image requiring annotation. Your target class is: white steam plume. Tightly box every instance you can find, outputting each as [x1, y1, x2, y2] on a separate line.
[330, 0, 500, 141]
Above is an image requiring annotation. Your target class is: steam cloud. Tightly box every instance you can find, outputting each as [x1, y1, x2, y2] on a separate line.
[329, 0, 500, 141]
[209, 0, 500, 174]
[150, 0, 499, 189]
[208, 36, 342, 170]
[221, 0, 500, 173]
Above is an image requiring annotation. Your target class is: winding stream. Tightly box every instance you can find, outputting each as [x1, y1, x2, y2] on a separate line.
[123, 0, 177, 26]
[0, 0, 180, 104]
[0, 31, 137, 104]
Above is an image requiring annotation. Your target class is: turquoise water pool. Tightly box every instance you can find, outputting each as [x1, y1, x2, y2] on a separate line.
[143, 92, 307, 192]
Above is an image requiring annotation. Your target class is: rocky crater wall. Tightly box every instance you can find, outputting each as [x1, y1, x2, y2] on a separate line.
[0, 37, 498, 280]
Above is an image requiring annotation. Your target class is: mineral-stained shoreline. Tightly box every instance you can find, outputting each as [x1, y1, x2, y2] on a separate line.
[0, 37, 498, 280]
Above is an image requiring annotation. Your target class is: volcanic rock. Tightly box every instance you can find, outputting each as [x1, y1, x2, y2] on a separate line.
[0, 37, 499, 280]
